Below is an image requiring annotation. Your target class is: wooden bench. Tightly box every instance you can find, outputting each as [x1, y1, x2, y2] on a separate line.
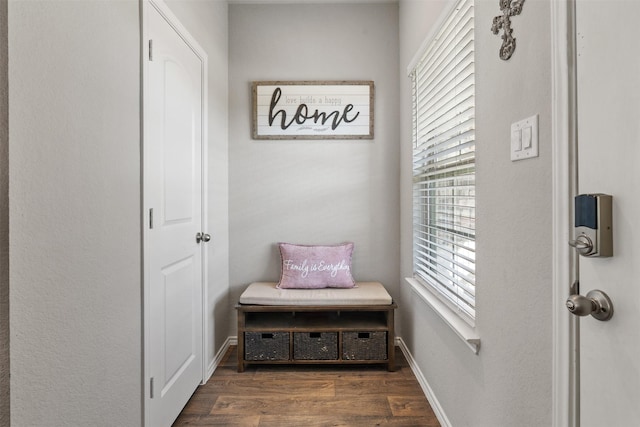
[236, 282, 397, 372]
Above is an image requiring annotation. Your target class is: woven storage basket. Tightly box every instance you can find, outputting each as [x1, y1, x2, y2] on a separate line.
[293, 332, 338, 360]
[244, 332, 289, 361]
[342, 331, 387, 360]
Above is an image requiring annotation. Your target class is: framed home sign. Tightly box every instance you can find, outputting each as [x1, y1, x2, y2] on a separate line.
[252, 81, 374, 140]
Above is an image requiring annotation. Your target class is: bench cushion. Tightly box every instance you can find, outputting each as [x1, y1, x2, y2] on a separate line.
[239, 281, 393, 306]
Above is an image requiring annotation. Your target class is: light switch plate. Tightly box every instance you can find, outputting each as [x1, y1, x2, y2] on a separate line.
[511, 114, 538, 161]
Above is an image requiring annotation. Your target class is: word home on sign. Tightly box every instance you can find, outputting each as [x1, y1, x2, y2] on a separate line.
[268, 87, 360, 131]
[252, 81, 374, 140]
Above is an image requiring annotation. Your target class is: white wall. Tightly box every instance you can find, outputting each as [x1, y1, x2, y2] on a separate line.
[228, 3, 400, 318]
[0, 0, 8, 425]
[8, 1, 141, 425]
[399, 0, 553, 426]
[8, 0, 230, 425]
[164, 0, 230, 372]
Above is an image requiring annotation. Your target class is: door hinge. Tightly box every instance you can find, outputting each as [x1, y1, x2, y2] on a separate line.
[148, 39, 153, 61]
[149, 208, 154, 229]
[150, 377, 155, 399]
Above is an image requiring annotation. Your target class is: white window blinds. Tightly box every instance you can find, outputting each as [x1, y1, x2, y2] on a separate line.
[410, 0, 475, 323]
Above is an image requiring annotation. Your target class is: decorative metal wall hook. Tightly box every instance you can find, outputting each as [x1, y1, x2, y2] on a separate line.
[491, 0, 525, 60]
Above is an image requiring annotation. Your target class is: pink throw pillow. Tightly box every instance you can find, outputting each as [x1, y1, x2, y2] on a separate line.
[277, 242, 356, 289]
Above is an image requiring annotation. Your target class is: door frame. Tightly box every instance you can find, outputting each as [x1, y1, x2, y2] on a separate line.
[551, 0, 578, 426]
[141, 0, 209, 424]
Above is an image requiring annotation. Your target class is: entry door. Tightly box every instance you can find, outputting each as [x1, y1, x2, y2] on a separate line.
[145, 2, 205, 426]
[575, 1, 640, 425]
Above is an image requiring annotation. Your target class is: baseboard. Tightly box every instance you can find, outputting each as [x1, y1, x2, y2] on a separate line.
[396, 337, 452, 427]
[206, 336, 237, 380]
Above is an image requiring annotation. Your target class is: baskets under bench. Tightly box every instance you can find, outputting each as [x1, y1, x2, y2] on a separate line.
[236, 282, 397, 372]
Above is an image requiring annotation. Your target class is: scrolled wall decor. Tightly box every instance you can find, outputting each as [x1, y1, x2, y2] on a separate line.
[491, 0, 525, 60]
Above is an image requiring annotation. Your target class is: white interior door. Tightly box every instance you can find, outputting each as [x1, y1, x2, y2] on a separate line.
[575, 1, 640, 425]
[145, 2, 205, 426]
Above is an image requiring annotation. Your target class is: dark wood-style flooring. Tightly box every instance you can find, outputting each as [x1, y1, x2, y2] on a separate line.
[172, 346, 440, 426]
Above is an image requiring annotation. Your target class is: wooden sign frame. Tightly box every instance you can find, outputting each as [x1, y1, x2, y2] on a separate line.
[252, 81, 374, 140]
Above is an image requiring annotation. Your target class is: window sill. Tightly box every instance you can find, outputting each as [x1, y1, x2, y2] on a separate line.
[405, 277, 481, 354]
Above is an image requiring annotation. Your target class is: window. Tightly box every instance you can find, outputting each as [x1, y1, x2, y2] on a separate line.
[410, 0, 475, 324]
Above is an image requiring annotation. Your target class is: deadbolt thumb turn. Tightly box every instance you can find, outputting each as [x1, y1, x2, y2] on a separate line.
[196, 232, 211, 244]
[566, 286, 614, 321]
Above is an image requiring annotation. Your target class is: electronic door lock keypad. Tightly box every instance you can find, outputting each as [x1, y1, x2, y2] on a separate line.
[569, 194, 613, 257]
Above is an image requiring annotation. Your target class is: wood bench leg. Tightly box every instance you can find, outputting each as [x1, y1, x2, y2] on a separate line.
[237, 310, 245, 373]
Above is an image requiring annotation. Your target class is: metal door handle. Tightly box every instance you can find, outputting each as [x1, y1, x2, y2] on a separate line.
[196, 232, 211, 243]
[566, 288, 613, 321]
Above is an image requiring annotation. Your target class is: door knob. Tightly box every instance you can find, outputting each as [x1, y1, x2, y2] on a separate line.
[196, 232, 211, 243]
[566, 289, 613, 321]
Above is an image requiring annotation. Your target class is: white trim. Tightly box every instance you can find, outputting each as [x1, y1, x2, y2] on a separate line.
[206, 336, 237, 380]
[551, 0, 578, 426]
[141, 3, 151, 424]
[396, 338, 452, 427]
[405, 277, 480, 354]
[141, 1, 209, 425]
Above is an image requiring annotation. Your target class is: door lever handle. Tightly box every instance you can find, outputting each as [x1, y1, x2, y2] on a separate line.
[196, 232, 211, 244]
[566, 289, 613, 321]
